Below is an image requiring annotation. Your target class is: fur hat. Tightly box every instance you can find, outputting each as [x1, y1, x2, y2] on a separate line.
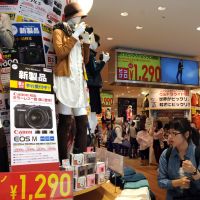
[64, 2, 87, 21]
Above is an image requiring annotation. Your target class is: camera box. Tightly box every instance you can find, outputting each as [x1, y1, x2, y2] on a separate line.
[70, 153, 84, 166]
[86, 164, 96, 175]
[96, 162, 106, 174]
[62, 159, 70, 168]
[95, 173, 105, 184]
[74, 176, 86, 191]
[86, 174, 96, 188]
[73, 165, 87, 177]
[86, 146, 95, 152]
[84, 152, 96, 164]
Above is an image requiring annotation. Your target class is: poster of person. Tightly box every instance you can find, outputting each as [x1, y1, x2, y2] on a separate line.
[12, 22, 46, 67]
[16, 0, 65, 26]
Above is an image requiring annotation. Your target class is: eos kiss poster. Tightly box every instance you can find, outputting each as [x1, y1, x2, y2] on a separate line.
[161, 57, 199, 85]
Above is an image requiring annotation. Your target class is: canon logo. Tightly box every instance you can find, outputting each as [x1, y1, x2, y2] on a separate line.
[14, 130, 32, 134]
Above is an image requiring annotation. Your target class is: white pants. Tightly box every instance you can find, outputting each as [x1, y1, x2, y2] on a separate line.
[57, 101, 87, 116]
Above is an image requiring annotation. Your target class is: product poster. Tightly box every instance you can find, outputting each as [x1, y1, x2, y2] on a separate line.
[0, 0, 19, 22]
[16, 0, 65, 26]
[10, 63, 53, 93]
[116, 51, 161, 82]
[12, 22, 46, 67]
[10, 90, 59, 166]
[149, 89, 191, 110]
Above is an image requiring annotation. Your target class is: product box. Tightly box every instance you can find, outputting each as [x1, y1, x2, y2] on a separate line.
[96, 162, 106, 174]
[84, 152, 96, 164]
[70, 153, 84, 166]
[74, 176, 86, 191]
[86, 146, 95, 152]
[95, 173, 105, 184]
[86, 164, 96, 175]
[86, 174, 96, 187]
[62, 159, 70, 168]
[74, 165, 87, 177]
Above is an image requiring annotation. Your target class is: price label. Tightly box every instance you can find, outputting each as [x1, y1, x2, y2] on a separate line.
[0, 171, 73, 200]
[101, 92, 113, 106]
[117, 52, 161, 82]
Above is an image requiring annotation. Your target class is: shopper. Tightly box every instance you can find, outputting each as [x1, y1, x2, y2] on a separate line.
[0, 13, 14, 172]
[129, 121, 138, 158]
[113, 118, 123, 154]
[158, 118, 200, 200]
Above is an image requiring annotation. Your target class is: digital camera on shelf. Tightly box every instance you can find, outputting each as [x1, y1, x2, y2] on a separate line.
[18, 42, 45, 65]
[54, 0, 62, 9]
[74, 176, 86, 190]
[42, 0, 53, 6]
[14, 105, 53, 129]
[86, 174, 96, 187]
[53, 6, 61, 16]
[3, 0, 18, 4]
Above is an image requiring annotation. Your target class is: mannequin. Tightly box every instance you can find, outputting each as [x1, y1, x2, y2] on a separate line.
[0, 13, 14, 172]
[126, 105, 133, 122]
[53, 2, 91, 162]
[85, 33, 110, 134]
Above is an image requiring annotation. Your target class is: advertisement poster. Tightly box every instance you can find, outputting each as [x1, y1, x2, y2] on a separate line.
[12, 22, 46, 66]
[0, 0, 19, 22]
[100, 92, 113, 106]
[10, 90, 59, 166]
[10, 63, 53, 93]
[149, 89, 191, 110]
[16, 0, 65, 26]
[161, 57, 199, 85]
[116, 51, 161, 82]
[0, 171, 73, 200]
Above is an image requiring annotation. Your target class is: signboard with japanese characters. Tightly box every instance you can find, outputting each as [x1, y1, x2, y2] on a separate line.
[149, 89, 191, 110]
[10, 63, 53, 94]
[0, 171, 73, 200]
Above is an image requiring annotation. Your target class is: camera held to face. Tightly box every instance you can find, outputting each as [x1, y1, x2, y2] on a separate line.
[14, 104, 53, 129]
[85, 25, 93, 34]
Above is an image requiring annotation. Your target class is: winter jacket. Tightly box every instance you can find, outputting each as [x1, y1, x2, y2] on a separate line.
[0, 13, 14, 52]
[85, 49, 105, 87]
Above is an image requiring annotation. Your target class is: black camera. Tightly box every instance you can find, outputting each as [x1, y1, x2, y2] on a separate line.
[53, 6, 61, 16]
[42, 0, 53, 6]
[18, 42, 45, 65]
[14, 104, 53, 129]
[85, 25, 93, 34]
[54, 1, 62, 9]
[2, 0, 18, 4]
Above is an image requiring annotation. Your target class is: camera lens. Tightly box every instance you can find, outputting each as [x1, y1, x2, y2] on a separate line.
[85, 26, 93, 34]
[26, 106, 49, 129]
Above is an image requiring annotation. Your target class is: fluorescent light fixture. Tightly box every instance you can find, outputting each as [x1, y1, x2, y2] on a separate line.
[121, 12, 128, 17]
[107, 37, 113, 40]
[136, 26, 143, 30]
[158, 6, 166, 11]
[196, 27, 200, 31]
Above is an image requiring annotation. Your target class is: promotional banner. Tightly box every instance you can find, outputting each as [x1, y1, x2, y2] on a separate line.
[161, 57, 199, 85]
[0, 171, 73, 200]
[149, 89, 191, 109]
[16, 0, 65, 26]
[100, 92, 113, 106]
[116, 51, 161, 82]
[12, 22, 46, 66]
[10, 63, 53, 93]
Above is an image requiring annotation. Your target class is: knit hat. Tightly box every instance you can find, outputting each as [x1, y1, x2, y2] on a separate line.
[64, 2, 87, 21]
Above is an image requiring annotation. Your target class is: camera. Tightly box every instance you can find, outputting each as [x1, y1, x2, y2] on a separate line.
[3, 0, 18, 4]
[18, 42, 45, 65]
[14, 104, 53, 129]
[53, 6, 61, 16]
[42, 0, 53, 6]
[54, 1, 62, 9]
[85, 25, 93, 34]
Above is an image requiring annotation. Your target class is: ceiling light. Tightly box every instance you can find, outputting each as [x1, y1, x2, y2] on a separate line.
[120, 12, 128, 17]
[136, 26, 143, 30]
[196, 27, 200, 31]
[107, 37, 113, 40]
[122, 93, 124, 95]
[158, 6, 166, 11]
[128, 91, 130, 93]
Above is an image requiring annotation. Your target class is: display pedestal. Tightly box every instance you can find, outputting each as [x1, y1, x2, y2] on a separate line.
[74, 181, 121, 200]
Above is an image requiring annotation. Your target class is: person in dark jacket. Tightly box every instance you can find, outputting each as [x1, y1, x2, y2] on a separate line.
[86, 33, 110, 134]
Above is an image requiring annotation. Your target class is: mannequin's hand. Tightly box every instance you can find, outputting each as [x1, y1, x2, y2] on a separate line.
[81, 31, 91, 44]
[72, 22, 86, 39]
[102, 52, 110, 63]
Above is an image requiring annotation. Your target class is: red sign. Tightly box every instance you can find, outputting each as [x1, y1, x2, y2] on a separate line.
[0, 171, 73, 200]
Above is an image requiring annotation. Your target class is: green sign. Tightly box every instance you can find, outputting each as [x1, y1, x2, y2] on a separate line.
[101, 92, 113, 106]
[117, 52, 161, 82]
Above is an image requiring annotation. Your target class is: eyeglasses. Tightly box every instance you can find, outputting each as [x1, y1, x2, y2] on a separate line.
[169, 130, 182, 137]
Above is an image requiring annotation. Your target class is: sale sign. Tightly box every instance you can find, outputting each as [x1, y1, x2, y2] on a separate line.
[0, 171, 73, 200]
[101, 92, 113, 106]
[116, 51, 161, 82]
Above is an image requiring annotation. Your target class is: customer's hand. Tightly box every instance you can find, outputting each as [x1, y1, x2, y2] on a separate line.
[172, 176, 190, 188]
[182, 160, 196, 174]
